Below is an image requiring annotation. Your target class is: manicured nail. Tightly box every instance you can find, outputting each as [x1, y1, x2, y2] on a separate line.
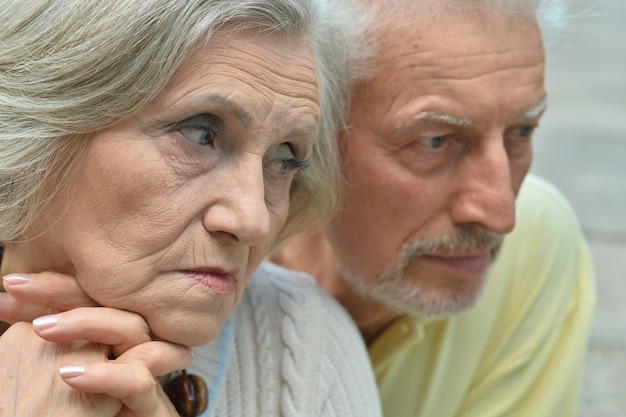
[33, 315, 58, 330]
[3, 274, 30, 285]
[59, 366, 84, 378]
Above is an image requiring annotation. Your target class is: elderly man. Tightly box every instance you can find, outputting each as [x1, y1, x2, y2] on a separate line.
[273, 0, 596, 416]
[0, 1, 594, 416]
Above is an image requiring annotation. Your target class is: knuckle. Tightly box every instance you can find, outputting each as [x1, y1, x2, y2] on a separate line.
[0, 311, 19, 324]
[4, 321, 31, 335]
[137, 341, 167, 360]
[132, 367, 158, 395]
[126, 342, 168, 371]
[0, 300, 21, 324]
[128, 313, 150, 334]
[125, 341, 192, 376]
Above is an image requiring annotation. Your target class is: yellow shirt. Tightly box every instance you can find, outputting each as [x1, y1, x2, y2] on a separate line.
[369, 174, 596, 417]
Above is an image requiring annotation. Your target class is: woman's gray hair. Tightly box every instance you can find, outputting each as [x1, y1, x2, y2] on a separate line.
[0, 0, 359, 246]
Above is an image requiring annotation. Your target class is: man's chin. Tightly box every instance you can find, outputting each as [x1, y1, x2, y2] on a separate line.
[491, 242, 504, 263]
[340, 261, 489, 319]
[365, 275, 488, 320]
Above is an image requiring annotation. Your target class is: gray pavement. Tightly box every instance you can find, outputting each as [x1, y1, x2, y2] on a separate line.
[530, 0, 626, 415]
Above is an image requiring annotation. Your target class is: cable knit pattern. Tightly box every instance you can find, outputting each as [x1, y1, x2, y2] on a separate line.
[277, 277, 308, 416]
[203, 262, 382, 417]
[248, 277, 276, 416]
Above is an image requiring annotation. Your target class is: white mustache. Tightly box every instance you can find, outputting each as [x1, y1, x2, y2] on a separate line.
[400, 226, 504, 265]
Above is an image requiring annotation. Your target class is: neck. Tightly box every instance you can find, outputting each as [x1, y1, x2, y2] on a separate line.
[272, 231, 401, 345]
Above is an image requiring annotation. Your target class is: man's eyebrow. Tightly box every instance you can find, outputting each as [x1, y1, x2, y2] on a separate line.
[516, 97, 548, 123]
[395, 98, 548, 131]
[396, 111, 474, 130]
[187, 94, 253, 127]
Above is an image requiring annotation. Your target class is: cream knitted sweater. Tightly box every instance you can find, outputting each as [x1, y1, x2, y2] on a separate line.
[184, 262, 382, 417]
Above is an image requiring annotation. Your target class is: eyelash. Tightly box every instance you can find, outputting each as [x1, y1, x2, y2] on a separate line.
[173, 114, 221, 146]
[265, 145, 310, 177]
[278, 158, 309, 173]
[419, 135, 447, 149]
[514, 125, 534, 137]
[170, 114, 310, 175]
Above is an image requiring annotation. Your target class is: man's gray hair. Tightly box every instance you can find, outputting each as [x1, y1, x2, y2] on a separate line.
[342, 0, 568, 83]
[0, 0, 360, 246]
[346, 0, 567, 31]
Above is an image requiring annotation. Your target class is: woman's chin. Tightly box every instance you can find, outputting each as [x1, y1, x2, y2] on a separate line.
[152, 321, 224, 347]
[185, 332, 219, 347]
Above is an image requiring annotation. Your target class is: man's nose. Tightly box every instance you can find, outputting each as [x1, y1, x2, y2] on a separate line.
[450, 139, 517, 234]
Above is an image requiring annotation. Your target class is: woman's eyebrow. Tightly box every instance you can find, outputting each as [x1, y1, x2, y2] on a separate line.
[187, 94, 253, 127]
[284, 124, 318, 140]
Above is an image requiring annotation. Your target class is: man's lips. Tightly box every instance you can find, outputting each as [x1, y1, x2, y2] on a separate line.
[419, 251, 492, 278]
[180, 268, 238, 295]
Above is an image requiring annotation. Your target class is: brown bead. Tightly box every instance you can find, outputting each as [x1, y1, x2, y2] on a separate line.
[165, 370, 209, 417]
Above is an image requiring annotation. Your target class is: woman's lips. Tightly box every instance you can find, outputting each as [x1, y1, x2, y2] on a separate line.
[181, 269, 237, 295]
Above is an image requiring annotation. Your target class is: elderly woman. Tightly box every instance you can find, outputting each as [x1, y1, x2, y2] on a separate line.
[0, 0, 381, 416]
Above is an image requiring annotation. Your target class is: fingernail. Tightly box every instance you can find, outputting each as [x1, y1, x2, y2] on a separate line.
[59, 366, 84, 378]
[33, 315, 58, 330]
[3, 274, 30, 285]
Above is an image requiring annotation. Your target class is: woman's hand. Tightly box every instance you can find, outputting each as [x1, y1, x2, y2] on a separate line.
[0, 321, 121, 417]
[34, 307, 193, 416]
[0, 271, 99, 326]
[0, 272, 193, 417]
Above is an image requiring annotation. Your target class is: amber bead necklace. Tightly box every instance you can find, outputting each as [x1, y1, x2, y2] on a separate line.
[163, 318, 229, 416]
[165, 369, 209, 417]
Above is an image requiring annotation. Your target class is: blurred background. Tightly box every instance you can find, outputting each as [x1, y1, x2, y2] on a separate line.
[531, 0, 626, 415]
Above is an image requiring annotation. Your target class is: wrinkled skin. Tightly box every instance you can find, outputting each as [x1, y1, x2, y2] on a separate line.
[274, 8, 546, 343]
[0, 29, 320, 417]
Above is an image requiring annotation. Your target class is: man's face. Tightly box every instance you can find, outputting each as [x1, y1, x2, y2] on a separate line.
[325, 9, 546, 317]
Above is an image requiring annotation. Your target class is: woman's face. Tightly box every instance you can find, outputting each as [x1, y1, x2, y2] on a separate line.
[19, 30, 320, 346]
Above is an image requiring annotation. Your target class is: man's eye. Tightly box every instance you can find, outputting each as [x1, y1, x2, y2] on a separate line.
[513, 125, 534, 138]
[176, 114, 221, 146]
[419, 135, 447, 149]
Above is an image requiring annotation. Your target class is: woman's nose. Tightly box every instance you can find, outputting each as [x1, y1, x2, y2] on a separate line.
[202, 159, 272, 246]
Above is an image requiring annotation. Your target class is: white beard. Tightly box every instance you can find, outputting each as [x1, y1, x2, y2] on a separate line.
[339, 225, 502, 319]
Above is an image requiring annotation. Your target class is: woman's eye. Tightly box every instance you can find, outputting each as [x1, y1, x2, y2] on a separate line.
[265, 145, 309, 177]
[179, 126, 214, 145]
[176, 114, 221, 146]
[419, 135, 447, 149]
[271, 158, 309, 175]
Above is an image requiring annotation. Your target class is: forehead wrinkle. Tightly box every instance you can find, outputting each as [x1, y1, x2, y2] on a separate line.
[396, 111, 474, 130]
[186, 94, 253, 127]
[225, 41, 319, 103]
[516, 97, 547, 123]
[284, 123, 318, 139]
[254, 97, 318, 133]
[379, 41, 544, 84]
